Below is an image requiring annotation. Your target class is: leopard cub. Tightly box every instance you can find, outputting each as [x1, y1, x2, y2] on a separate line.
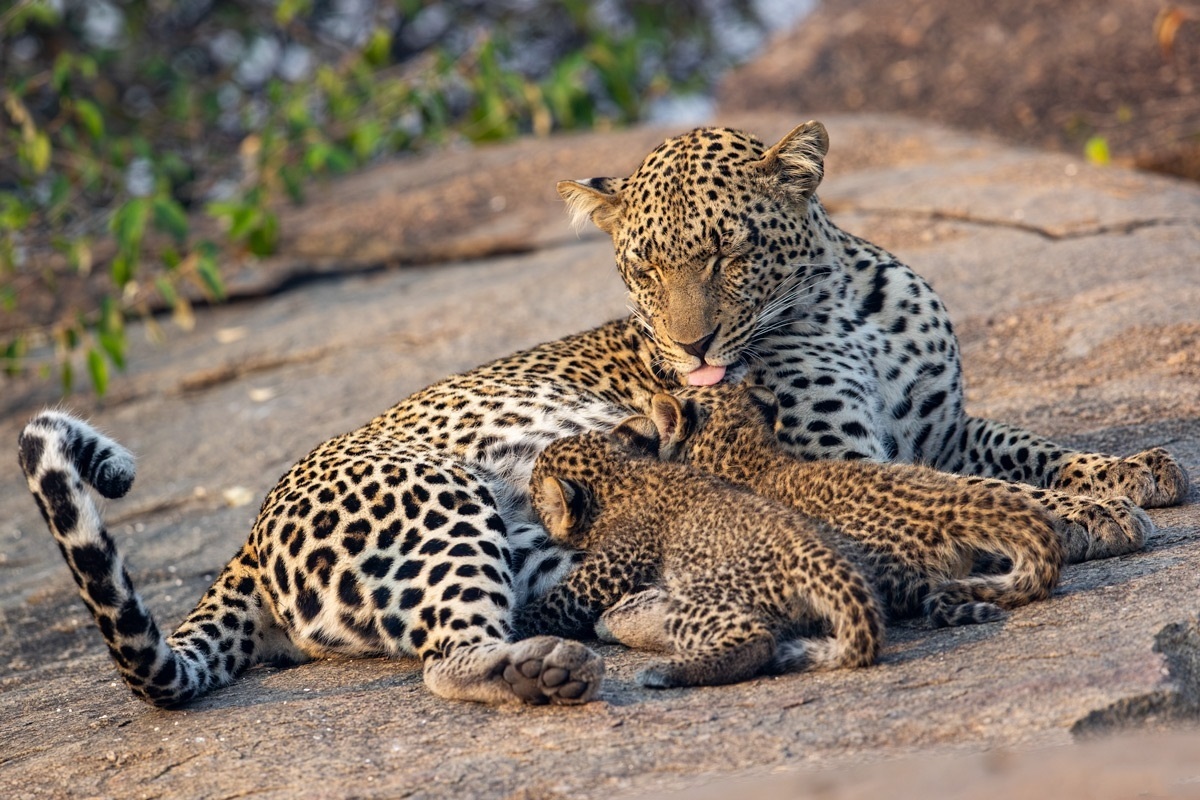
[516, 418, 885, 689]
[647, 384, 1065, 627]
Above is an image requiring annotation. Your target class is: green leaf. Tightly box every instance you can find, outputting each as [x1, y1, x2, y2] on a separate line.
[48, 174, 71, 211]
[158, 152, 190, 183]
[350, 120, 383, 160]
[152, 196, 189, 242]
[227, 205, 262, 241]
[74, 99, 105, 139]
[275, 0, 312, 25]
[266, 78, 285, 105]
[9, 2, 61, 33]
[75, 55, 98, 81]
[281, 165, 306, 204]
[2, 336, 25, 377]
[21, 131, 52, 174]
[110, 198, 150, 252]
[60, 361, 74, 394]
[204, 199, 242, 220]
[52, 53, 73, 93]
[325, 146, 354, 173]
[110, 251, 134, 287]
[161, 245, 181, 270]
[0, 194, 32, 230]
[98, 331, 127, 370]
[246, 211, 279, 256]
[364, 28, 392, 67]
[304, 142, 332, 172]
[196, 247, 226, 301]
[87, 347, 109, 396]
[285, 97, 313, 133]
[1084, 136, 1111, 166]
[99, 296, 123, 336]
[155, 276, 178, 306]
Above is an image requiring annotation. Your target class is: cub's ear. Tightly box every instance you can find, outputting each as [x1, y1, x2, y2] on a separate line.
[557, 177, 626, 234]
[534, 476, 587, 540]
[649, 393, 695, 450]
[610, 415, 661, 458]
[753, 120, 829, 201]
[745, 385, 780, 429]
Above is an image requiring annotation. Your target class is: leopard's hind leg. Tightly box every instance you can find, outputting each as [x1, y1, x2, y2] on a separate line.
[638, 595, 775, 689]
[941, 417, 1189, 510]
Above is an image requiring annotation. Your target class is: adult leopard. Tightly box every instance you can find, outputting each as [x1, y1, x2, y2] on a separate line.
[18, 121, 1189, 708]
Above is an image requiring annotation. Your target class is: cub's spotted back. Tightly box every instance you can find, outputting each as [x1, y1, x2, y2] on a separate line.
[518, 419, 885, 688]
[649, 384, 1066, 626]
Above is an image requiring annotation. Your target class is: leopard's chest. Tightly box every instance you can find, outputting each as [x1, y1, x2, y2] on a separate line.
[752, 256, 963, 463]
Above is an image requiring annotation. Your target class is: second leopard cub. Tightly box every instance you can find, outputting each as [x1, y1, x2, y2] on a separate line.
[642, 384, 1065, 627]
[517, 419, 885, 688]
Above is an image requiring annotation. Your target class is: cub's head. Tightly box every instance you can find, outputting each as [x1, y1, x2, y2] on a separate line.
[529, 417, 663, 548]
[646, 383, 782, 472]
[558, 122, 832, 387]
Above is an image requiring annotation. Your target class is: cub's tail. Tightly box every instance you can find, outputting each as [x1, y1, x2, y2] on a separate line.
[18, 411, 300, 707]
[925, 483, 1065, 627]
[775, 525, 885, 673]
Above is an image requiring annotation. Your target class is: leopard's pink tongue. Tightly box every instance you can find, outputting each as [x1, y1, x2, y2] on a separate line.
[686, 364, 727, 387]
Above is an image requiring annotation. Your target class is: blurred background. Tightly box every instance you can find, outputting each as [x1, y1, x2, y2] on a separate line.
[1, 0, 1197, 395]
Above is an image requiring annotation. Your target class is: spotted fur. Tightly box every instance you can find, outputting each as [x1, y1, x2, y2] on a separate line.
[18, 121, 1189, 708]
[17, 321, 665, 707]
[559, 122, 1190, 498]
[518, 419, 884, 687]
[638, 384, 1067, 627]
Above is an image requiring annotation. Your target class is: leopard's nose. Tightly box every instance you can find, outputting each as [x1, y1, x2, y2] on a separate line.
[677, 329, 718, 359]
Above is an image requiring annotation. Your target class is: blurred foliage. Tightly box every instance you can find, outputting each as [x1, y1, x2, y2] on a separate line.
[1, 0, 763, 395]
[1084, 135, 1112, 166]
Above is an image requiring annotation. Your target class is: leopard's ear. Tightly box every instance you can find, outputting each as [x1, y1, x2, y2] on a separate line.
[610, 415, 661, 458]
[649, 393, 695, 451]
[745, 385, 780, 429]
[753, 121, 829, 201]
[534, 476, 587, 539]
[557, 177, 625, 234]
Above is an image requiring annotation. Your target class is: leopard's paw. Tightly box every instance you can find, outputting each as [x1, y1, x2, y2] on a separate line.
[1049, 494, 1153, 563]
[1127, 447, 1191, 508]
[1085, 497, 1154, 561]
[1052, 449, 1190, 509]
[501, 636, 604, 706]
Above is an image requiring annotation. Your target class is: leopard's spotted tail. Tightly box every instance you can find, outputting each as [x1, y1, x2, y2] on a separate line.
[18, 411, 302, 707]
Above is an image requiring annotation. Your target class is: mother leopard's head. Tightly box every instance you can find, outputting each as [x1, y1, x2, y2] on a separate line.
[558, 121, 833, 387]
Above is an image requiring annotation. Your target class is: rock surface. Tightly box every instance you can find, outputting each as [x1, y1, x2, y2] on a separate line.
[1, 113, 1198, 798]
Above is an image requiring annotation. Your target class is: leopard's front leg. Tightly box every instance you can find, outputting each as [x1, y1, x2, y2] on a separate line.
[963, 476, 1154, 563]
[942, 417, 1190, 509]
[1050, 447, 1191, 508]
